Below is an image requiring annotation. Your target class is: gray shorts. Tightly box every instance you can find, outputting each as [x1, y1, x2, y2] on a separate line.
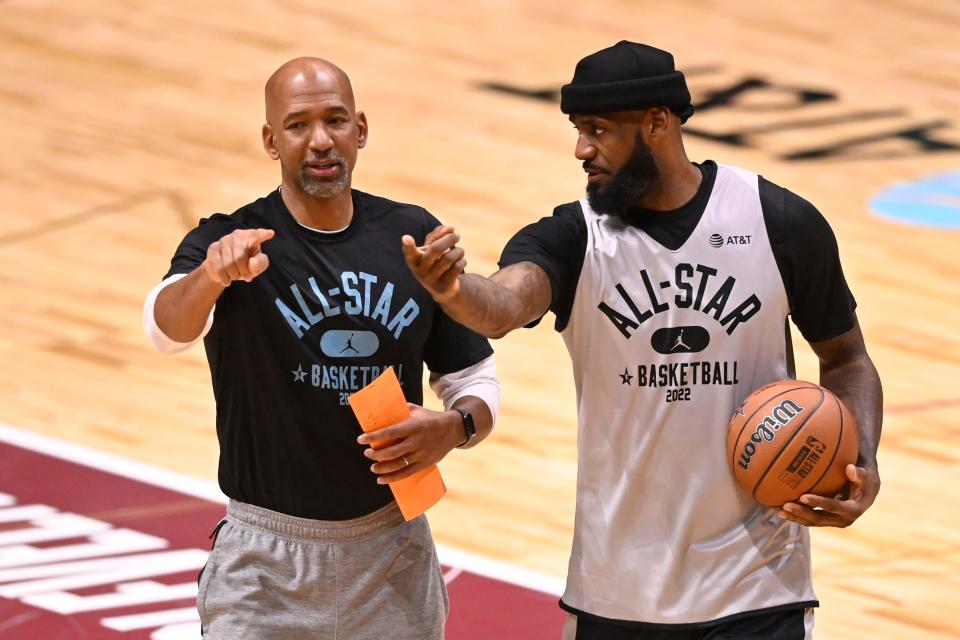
[198, 499, 448, 639]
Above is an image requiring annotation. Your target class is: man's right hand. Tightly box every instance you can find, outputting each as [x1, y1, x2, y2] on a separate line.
[401, 225, 466, 302]
[203, 228, 275, 286]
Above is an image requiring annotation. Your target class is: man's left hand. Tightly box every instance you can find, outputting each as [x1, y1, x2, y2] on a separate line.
[357, 404, 463, 484]
[779, 463, 880, 527]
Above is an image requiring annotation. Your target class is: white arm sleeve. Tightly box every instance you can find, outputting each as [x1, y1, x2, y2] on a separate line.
[428, 355, 500, 426]
[142, 273, 216, 354]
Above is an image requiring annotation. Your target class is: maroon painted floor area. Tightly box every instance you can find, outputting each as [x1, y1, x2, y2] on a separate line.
[0, 440, 564, 639]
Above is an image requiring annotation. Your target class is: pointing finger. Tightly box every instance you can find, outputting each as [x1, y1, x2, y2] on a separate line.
[438, 246, 465, 267]
[248, 253, 270, 279]
[421, 232, 460, 269]
[401, 235, 422, 266]
[252, 228, 275, 247]
[424, 225, 455, 245]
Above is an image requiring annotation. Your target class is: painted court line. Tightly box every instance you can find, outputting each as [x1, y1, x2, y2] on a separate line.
[0, 421, 564, 597]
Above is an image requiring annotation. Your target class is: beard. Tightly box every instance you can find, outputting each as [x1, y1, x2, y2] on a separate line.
[585, 134, 660, 225]
[299, 151, 350, 198]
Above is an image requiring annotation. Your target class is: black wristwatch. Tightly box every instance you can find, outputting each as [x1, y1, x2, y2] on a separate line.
[453, 408, 476, 448]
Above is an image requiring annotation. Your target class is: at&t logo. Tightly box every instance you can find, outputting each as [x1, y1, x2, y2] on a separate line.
[709, 233, 752, 248]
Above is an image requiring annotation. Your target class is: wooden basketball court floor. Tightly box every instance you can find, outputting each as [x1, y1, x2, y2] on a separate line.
[1, 0, 958, 637]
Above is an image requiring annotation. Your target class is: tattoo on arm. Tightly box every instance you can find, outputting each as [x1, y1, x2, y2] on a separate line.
[441, 262, 552, 338]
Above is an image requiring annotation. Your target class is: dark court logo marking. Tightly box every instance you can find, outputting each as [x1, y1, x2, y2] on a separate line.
[478, 72, 959, 161]
[651, 326, 710, 354]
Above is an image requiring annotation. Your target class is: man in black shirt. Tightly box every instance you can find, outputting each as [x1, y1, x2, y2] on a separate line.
[144, 57, 498, 639]
[404, 42, 882, 639]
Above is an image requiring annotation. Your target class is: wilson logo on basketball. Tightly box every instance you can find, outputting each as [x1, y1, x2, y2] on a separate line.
[737, 399, 804, 470]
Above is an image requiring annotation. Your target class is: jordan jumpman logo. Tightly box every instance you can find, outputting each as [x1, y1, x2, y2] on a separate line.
[340, 333, 360, 354]
[671, 329, 690, 352]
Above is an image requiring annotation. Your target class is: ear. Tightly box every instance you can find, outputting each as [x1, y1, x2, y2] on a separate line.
[356, 111, 368, 150]
[647, 107, 671, 140]
[262, 123, 280, 160]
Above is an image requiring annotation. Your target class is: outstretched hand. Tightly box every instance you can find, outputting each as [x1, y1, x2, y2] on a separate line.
[356, 404, 464, 484]
[203, 228, 275, 286]
[401, 225, 466, 302]
[779, 463, 880, 528]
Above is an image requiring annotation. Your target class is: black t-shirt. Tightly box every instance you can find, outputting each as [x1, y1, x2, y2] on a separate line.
[164, 188, 493, 520]
[499, 161, 857, 342]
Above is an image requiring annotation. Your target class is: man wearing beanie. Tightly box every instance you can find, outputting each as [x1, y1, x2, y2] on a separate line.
[404, 41, 882, 639]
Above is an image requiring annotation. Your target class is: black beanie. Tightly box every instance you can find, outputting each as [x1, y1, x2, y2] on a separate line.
[560, 41, 694, 123]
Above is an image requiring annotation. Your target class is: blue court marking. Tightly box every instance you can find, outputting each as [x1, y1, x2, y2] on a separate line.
[869, 171, 960, 230]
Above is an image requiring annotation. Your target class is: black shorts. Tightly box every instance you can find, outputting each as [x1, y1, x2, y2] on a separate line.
[572, 607, 812, 640]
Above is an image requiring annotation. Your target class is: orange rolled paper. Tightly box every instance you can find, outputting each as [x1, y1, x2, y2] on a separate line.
[348, 367, 446, 521]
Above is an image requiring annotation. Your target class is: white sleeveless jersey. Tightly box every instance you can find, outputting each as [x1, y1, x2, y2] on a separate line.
[560, 165, 816, 624]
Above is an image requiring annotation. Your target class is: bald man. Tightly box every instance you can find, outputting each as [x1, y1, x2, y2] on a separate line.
[143, 58, 499, 639]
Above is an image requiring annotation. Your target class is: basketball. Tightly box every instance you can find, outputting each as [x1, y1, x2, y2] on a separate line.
[726, 380, 859, 507]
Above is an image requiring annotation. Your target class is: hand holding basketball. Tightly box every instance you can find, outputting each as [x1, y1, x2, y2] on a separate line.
[780, 462, 880, 528]
[727, 380, 863, 513]
[402, 225, 466, 303]
[203, 228, 275, 286]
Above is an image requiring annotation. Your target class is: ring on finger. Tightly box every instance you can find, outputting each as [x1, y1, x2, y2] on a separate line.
[402, 456, 409, 467]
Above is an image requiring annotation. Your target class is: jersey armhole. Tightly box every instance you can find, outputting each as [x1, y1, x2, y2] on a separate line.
[757, 177, 794, 314]
[553, 202, 588, 333]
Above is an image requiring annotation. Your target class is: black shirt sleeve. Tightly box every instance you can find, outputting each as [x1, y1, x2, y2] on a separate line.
[422, 308, 495, 375]
[162, 214, 242, 280]
[759, 177, 857, 343]
[498, 202, 588, 332]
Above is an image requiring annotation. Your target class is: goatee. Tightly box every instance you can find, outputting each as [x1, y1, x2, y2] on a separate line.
[586, 134, 660, 226]
[299, 152, 350, 198]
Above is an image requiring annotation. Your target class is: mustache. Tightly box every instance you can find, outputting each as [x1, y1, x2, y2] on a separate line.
[583, 161, 607, 173]
[301, 152, 344, 167]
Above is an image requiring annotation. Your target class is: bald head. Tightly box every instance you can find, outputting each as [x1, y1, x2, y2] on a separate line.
[265, 57, 356, 124]
[261, 57, 368, 203]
